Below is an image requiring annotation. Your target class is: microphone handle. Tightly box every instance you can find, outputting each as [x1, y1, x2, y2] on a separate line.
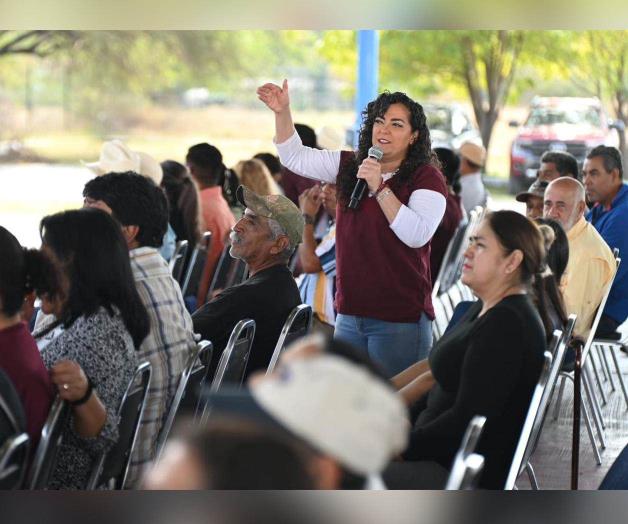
[348, 179, 368, 210]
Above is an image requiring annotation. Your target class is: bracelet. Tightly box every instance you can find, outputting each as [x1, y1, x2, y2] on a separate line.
[374, 180, 387, 196]
[70, 377, 94, 407]
[302, 213, 315, 226]
[376, 188, 393, 203]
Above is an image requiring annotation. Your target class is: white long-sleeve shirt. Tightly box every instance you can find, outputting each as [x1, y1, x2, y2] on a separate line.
[276, 131, 446, 249]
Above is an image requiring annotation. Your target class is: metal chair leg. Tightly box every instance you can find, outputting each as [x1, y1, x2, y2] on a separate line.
[608, 343, 628, 410]
[526, 462, 539, 490]
[598, 343, 616, 391]
[553, 375, 567, 421]
[584, 362, 607, 431]
[581, 392, 603, 466]
[589, 350, 608, 405]
[594, 345, 610, 382]
[583, 369, 607, 448]
[558, 373, 602, 465]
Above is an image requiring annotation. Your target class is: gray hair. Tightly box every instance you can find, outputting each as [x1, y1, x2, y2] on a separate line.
[267, 217, 295, 260]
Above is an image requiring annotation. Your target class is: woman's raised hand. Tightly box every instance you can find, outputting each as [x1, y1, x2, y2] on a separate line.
[257, 79, 290, 113]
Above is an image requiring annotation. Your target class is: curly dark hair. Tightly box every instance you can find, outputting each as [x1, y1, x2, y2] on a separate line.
[83, 171, 169, 248]
[337, 91, 440, 207]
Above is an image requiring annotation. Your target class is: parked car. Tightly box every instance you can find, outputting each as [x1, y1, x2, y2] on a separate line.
[509, 97, 623, 193]
[424, 103, 481, 152]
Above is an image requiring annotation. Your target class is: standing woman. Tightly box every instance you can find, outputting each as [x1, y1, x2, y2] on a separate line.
[34, 208, 149, 489]
[257, 80, 447, 376]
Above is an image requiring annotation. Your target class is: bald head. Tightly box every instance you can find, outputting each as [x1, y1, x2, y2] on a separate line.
[543, 177, 587, 232]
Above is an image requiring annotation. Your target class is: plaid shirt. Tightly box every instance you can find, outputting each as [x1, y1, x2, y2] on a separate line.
[126, 247, 196, 486]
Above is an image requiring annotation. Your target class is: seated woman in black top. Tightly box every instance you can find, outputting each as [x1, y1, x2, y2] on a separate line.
[393, 210, 552, 489]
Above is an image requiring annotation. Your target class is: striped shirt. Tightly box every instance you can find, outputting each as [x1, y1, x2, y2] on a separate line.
[126, 247, 196, 486]
[297, 225, 337, 326]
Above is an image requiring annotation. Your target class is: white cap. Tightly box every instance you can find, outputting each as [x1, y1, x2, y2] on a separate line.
[84, 140, 163, 185]
[251, 354, 409, 475]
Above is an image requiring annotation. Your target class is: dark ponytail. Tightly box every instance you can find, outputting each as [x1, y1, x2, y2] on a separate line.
[486, 211, 556, 342]
[0, 226, 63, 318]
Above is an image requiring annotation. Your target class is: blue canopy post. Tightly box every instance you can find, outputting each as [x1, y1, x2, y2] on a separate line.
[350, 30, 379, 148]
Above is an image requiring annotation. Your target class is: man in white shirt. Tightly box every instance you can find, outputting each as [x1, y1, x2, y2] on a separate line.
[458, 141, 487, 213]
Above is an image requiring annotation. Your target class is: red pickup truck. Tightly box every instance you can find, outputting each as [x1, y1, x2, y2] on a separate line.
[509, 97, 623, 193]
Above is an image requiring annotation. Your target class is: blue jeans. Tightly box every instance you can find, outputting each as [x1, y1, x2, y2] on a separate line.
[334, 313, 432, 378]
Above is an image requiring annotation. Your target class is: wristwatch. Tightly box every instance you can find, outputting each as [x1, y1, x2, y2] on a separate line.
[302, 213, 316, 225]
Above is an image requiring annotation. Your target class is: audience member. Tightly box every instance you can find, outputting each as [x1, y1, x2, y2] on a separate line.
[234, 158, 282, 196]
[538, 150, 580, 182]
[544, 177, 615, 339]
[254, 152, 283, 187]
[394, 210, 548, 489]
[84, 139, 176, 261]
[583, 146, 628, 337]
[192, 186, 303, 377]
[458, 141, 487, 213]
[279, 123, 321, 205]
[82, 172, 196, 485]
[533, 219, 569, 336]
[430, 147, 464, 284]
[297, 183, 337, 334]
[258, 80, 446, 376]
[160, 160, 202, 245]
[186, 143, 237, 305]
[0, 226, 56, 448]
[516, 179, 549, 219]
[203, 345, 409, 489]
[34, 208, 149, 489]
[143, 418, 315, 489]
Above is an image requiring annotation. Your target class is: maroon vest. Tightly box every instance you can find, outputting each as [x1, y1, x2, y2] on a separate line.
[335, 152, 447, 322]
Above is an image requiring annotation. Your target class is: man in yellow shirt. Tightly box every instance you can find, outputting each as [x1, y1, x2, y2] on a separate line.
[543, 177, 615, 338]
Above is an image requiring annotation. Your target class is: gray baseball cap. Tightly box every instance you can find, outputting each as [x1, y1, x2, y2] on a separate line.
[236, 185, 304, 246]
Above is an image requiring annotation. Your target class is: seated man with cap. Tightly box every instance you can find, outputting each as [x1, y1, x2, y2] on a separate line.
[516, 179, 549, 220]
[146, 336, 411, 490]
[458, 141, 488, 214]
[192, 186, 304, 378]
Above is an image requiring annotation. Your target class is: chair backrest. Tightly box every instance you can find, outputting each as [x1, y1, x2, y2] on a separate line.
[169, 240, 190, 285]
[266, 305, 313, 375]
[525, 317, 576, 459]
[432, 219, 469, 299]
[196, 320, 256, 425]
[503, 350, 553, 490]
[210, 319, 256, 391]
[154, 340, 213, 462]
[432, 294, 449, 342]
[207, 243, 249, 301]
[434, 206, 485, 297]
[445, 415, 487, 490]
[86, 361, 152, 490]
[583, 254, 621, 362]
[447, 285, 463, 312]
[26, 396, 70, 489]
[446, 453, 485, 490]
[0, 432, 30, 489]
[180, 232, 212, 298]
[0, 370, 30, 489]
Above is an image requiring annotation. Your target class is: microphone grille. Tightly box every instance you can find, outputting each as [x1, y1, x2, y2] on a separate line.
[368, 146, 383, 161]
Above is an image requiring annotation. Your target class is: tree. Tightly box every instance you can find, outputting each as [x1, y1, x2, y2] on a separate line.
[0, 31, 78, 58]
[380, 31, 527, 154]
[565, 31, 628, 159]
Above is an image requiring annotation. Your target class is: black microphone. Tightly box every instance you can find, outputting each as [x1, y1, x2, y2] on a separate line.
[348, 146, 384, 209]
